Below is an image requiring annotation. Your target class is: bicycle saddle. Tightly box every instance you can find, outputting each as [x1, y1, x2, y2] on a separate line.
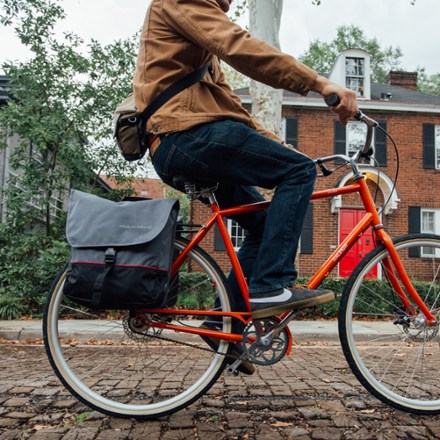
[172, 175, 217, 191]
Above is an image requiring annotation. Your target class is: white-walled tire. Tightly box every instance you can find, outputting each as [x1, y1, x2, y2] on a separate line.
[43, 239, 232, 419]
[339, 234, 440, 414]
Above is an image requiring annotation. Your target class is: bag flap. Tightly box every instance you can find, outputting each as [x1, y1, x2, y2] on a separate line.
[66, 190, 179, 248]
[113, 93, 137, 137]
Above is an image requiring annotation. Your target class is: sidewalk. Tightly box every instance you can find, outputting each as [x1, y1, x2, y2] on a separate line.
[0, 318, 397, 342]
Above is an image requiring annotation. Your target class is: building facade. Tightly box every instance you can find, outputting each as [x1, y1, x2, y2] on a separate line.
[191, 49, 440, 279]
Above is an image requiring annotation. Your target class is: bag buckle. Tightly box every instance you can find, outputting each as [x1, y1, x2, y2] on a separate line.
[105, 248, 116, 265]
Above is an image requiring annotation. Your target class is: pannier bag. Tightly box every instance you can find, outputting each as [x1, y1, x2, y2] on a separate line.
[63, 190, 179, 309]
[113, 63, 211, 161]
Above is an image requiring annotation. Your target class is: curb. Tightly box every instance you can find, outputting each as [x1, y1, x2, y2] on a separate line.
[0, 319, 397, 344]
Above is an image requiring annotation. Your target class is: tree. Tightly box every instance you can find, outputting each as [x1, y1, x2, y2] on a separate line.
[0, 0, 140, 314]
[248, 0, 284, 138]
[417, 68, 440, 96]
[299, 25, 403, 83]
[0, 0, 141, 231]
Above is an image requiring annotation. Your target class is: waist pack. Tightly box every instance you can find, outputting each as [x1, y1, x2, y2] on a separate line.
[63, 190, 179, 310]
[113, 63, 211, 161]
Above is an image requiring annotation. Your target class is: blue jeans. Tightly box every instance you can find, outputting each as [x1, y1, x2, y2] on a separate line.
[152, 120, 317, 310]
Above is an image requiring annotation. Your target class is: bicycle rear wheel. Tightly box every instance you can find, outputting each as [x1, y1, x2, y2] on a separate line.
[44, 238, 232, 419]
[339, 234, 440, 414]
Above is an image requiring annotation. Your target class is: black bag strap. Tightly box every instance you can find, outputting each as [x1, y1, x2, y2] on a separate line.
[140, 62, 211, 126]
[92, 248, 116, 307]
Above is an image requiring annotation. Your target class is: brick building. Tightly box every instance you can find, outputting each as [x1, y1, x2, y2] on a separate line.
[190, 49, 440, 279]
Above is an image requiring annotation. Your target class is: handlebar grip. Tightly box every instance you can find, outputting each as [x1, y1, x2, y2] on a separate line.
[326, 93, 369, 124]
[325, 93, 340, 107]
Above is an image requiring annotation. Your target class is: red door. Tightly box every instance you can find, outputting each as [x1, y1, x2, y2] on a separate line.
[339, 209, 377, 278]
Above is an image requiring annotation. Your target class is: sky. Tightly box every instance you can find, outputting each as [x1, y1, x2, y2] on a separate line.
[0, 0, 439, 76]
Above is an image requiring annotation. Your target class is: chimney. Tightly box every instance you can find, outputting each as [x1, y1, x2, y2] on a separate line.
[386, 71, 418, 91]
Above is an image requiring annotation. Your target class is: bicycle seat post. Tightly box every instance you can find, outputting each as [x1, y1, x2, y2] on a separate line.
[200, 187, 218, 206]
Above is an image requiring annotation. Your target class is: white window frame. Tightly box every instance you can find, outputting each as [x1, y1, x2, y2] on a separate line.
[345, 57, 365, 98]
[421, 208, 440, 257]
[227, 219, 246, 251]
[435, 125, 440, 170]
[346, 121, 375, 162]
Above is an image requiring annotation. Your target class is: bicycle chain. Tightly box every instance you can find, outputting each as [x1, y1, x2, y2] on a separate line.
[124, 316, 290, 366]
[123, 319, 247, 363]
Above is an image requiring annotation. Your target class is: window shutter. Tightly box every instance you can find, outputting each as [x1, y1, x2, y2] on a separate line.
[375, 121, 387, 166]
[214, 224, 226, 251]
[334, 121, 346, 164]
[285, 116, 298, 147]
[408, 206, 421, 257]
[300, 203, 314, 254]
[423, 124, 436, 169]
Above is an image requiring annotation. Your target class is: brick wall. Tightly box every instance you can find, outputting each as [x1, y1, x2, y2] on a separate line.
[191, 107, 440, 280]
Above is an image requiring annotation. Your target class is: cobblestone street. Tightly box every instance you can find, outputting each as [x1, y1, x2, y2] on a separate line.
[1, 340, 439, 440]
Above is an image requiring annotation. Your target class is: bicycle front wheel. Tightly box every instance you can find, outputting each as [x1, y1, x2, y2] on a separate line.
[339, 233, 440, 414]
[43, 238, 232, 419]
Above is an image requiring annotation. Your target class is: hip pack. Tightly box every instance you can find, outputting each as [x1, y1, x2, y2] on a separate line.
[64, 190, 179, 309]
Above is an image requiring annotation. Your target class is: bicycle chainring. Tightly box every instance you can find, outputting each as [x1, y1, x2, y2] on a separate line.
[242, 318, 289, 365]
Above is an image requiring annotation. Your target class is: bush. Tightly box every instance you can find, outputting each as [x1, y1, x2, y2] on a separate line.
[0, 226, 69, 318]
[0, 293, 23, 320]
[310, 277, 437, 319]
[177, 272, 216, 310]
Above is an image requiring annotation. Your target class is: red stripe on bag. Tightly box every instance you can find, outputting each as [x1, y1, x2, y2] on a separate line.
[70, 261, 167, 272]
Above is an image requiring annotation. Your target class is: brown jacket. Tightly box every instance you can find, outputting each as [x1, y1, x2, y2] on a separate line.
[133, 0, 318, 143]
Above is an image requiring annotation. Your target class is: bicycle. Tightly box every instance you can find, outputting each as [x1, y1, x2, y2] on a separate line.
[44, 102, 440, 419]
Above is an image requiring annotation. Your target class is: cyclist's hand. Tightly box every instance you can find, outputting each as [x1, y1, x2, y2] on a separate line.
[312, 76, 359, 125]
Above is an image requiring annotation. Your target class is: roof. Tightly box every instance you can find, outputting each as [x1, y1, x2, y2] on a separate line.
[235, 77, 440, 110]
[370, 82, 440, 105]
[100, 176, 167, 199]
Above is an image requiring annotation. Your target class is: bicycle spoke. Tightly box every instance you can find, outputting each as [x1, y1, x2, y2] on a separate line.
[44, 239, 232, 419]
[340, 235, 440, 414]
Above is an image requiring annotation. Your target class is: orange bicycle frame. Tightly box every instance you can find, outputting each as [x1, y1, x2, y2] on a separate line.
[147, 174, 436, 342]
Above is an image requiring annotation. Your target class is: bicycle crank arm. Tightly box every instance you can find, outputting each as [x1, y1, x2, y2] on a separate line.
[256, 311, 298, 347]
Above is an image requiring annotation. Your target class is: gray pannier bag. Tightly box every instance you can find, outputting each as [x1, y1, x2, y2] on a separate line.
[63, 190, 179, 309]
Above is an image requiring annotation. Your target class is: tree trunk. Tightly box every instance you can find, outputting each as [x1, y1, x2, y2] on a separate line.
[248, 0, 284, 138]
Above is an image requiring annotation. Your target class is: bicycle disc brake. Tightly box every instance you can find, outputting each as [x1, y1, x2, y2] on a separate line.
[242, 318, 289, 365]
[401, 311, 440, 342]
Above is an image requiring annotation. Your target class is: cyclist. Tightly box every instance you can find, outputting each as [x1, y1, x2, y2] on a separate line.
[134, 0, 358, 325]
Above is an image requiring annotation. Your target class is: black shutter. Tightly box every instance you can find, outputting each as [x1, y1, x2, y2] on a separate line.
[375, 121, 387, 166]
[300, 203, 314, 254]
[423, 124, 436, 169]
[334, 120, 346, 164]
[285, 116, 298, 147]
[214, 224, 226, 251]
[408, 206, 421, 257]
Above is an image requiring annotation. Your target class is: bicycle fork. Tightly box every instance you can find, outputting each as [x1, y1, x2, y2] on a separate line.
[376, 229, 437, 326]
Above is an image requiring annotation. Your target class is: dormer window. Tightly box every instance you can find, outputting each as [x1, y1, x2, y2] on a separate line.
[345, 57, 365, 97]
[328, 49, 371, 100]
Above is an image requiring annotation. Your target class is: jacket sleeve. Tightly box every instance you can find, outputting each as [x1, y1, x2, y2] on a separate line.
[214, 60, 286, 144]
[162, 0, 318, 96]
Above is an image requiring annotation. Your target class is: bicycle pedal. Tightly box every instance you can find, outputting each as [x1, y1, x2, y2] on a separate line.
[226, 359, 243, 376]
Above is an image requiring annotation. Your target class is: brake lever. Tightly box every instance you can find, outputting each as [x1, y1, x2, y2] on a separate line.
[356, 111, 379, 128]
[316, 159, 333, 176]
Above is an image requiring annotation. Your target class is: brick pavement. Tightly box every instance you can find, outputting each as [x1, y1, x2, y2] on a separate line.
[0, 341, 439, 439]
